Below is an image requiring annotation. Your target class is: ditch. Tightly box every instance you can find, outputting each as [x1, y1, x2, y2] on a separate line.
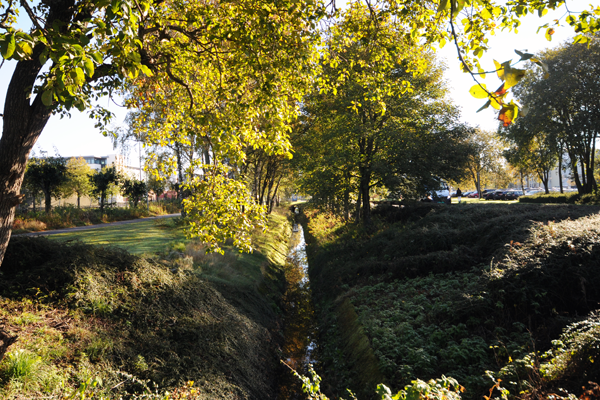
[277, 221, 319, 399]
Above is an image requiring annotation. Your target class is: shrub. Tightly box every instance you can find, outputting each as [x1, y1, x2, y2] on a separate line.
[577, 192, 600, 205]
[519, 192, 580, 204]
[12, 204, 177, 232]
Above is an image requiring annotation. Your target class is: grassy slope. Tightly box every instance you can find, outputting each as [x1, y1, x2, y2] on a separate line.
[304, 203, 600, 399]
[0, 211, 291, 400]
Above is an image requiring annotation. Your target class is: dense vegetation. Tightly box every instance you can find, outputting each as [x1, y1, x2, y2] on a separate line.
[303, 203, 600, 399]
[12, 202, 180, 234]
[519, 192, 600, 205]
[0, 213, 291, 399]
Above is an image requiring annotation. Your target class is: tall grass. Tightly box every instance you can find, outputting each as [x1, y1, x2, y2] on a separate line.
[0, 211, 291, 399]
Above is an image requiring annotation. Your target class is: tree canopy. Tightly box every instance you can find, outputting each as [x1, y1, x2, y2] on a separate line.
[293, 4, 471, 224]
[63, 157, 95, 208]
[509, 39, 600, 194]
[1, 0, 600, 265]
[23, 156, 69, 213]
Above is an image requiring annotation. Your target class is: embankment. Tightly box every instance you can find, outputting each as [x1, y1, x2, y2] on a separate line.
[302, 203, 600, 399]
[0, 212, 291, 399]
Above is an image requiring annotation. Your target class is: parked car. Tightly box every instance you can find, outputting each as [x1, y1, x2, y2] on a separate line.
[480, 189, 497, 198]
[466, 191, 480, 198]
[493, 190, 509, 200]
[504, 190, 523, 200]
[493, 190, 511, 200]
[484, 190, 503, 200]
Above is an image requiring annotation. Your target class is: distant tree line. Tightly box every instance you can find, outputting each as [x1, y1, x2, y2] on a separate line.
[20, 155, 167, 213]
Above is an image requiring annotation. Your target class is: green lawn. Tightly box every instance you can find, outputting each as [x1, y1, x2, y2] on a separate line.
[452, 197, 518, 204]
[49, 218, 186, 254]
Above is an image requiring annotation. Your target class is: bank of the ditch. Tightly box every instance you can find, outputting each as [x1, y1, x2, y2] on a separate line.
[301, 203, 600, 399]
[0, 212, 294, 399]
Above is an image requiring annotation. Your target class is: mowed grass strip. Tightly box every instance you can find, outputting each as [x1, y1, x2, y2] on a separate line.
[48, 218, 186, 254]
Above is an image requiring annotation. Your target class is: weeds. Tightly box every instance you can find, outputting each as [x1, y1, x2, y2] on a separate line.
[304, 203, 600, 399]
[3, 350, 41, 379]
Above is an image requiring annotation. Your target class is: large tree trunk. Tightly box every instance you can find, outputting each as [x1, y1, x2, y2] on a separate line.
[359, 167, 371, 225]
[0, 48, 52, 267]
[520, 171, 525, 195]
[355, 189, 361, 224]
[44, 190, 52, 213]
[99, 192, 106, 212]
[558, 148, 563, 193]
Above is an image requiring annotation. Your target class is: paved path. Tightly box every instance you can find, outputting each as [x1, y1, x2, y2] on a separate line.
[15, 213, 181, 237]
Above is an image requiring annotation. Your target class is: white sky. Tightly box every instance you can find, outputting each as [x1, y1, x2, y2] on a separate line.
[0, 0, 596, 159]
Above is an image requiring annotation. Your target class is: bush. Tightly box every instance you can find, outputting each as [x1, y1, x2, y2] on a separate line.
[577, 192, 600, 205]
[519, 192, 580, 204]
[2, 350, 41, 380]
[12, 203, 178, 232]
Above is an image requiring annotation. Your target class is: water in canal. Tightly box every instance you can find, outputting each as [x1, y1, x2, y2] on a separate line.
[277, 222, 319, 399]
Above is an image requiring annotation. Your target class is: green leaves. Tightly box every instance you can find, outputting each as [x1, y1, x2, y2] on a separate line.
[41, 90, 54, 107]
[0, 33, 16, 58]
[515, 50, 534, 61]
[469, 54, 531, 125]
[83, 58, 95, 77]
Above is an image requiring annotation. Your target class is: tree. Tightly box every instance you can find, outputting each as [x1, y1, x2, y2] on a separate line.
[294, 5, 470, 225]
[501, 122, 559, 194]
[123, 178, 147, 208]
[2, 0, 599, 266]
[90, 167, 121, 212]
[463, 129, 504, 198]
[0, 0, 321, 264]
[63, 157, 94, 208]
[147, 175, 166, 199]
[511, 40, 600, 195]
[242, 148, 289, 214]
[22, 157, 69, 213]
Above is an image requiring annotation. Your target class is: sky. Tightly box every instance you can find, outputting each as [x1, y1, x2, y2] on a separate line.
[0, 0, 595, 160]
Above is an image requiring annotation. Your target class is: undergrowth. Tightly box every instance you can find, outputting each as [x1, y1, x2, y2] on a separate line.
[303, 203, 600, 399]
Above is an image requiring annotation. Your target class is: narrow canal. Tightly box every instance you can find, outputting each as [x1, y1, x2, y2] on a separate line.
[277, 221, 319, 399]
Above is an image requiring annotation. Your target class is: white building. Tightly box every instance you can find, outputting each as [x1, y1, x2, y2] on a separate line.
[52, 154, 149, 208]
[77, 154, 148, 181]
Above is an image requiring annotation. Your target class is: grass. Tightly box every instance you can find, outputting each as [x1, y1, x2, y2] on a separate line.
[303, 202, 600, 399]
[49, 218, 187, 255]
[0, 210, 292, 399]
[451, 197, 518, 204]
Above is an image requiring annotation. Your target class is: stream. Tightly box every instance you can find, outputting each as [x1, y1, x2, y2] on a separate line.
[277, 222, 319, 399]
